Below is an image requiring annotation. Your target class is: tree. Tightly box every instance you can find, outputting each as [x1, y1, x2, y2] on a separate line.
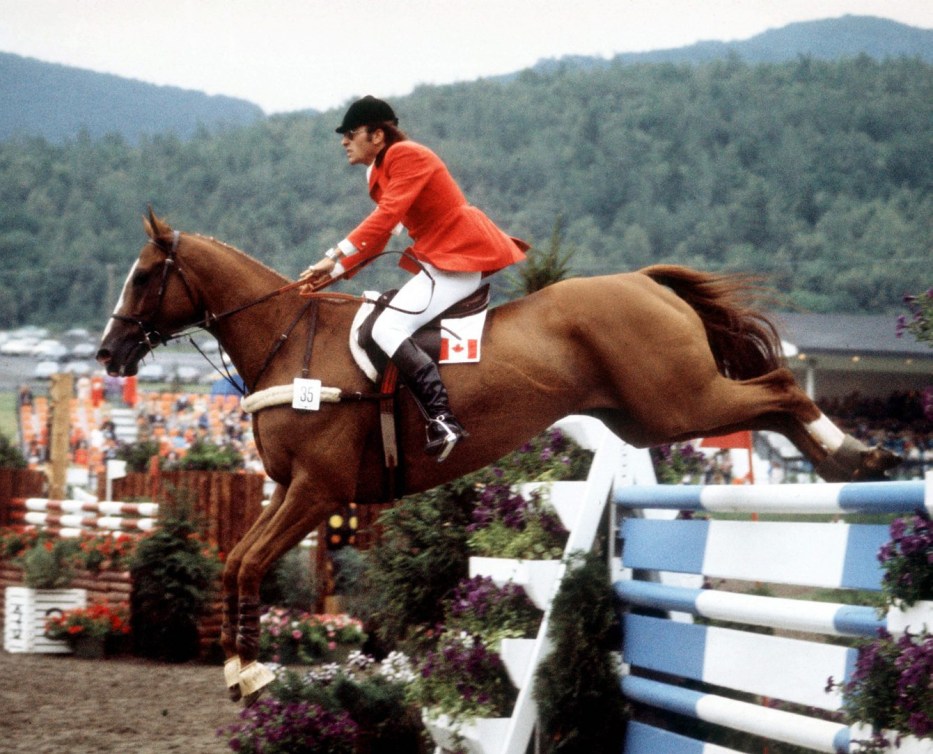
[509, 215, 576, 297]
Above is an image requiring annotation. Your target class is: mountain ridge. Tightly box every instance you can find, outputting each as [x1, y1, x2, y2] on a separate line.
[530, 16, 932, 73]
[0, 51, 265, 143]
[1, 15, 930, 144]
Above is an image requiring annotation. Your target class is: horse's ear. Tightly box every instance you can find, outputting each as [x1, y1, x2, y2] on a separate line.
[143, 206, 174, 246]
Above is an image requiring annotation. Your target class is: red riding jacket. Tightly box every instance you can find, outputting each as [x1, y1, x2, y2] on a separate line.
[342, 141, 528, 276]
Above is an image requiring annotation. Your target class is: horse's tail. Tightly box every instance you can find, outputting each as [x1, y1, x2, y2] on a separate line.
[639, 264, 784, 381]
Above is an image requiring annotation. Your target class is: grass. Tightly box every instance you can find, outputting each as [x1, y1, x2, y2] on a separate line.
[0, 392, 15, 440]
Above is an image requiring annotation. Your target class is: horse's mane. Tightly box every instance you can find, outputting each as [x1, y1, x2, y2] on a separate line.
[192, 233, 289, 282]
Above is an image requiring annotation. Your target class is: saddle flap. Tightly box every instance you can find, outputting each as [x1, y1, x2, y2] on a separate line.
[351, 284, 491, 381]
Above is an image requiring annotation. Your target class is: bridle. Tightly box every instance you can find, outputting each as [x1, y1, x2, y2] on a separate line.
[108, 230, 438, 393]
[109, 230, 205, 352]
[108, 230, 333, 394]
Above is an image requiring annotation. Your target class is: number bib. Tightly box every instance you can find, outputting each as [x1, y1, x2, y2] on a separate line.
[292, 378, 322, 411]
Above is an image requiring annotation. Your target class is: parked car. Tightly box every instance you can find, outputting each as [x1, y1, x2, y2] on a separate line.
[33, 360, 60, 380]
[173, 365, 200, 383]
[32, 339, 69, 360]
[1, 338, 39, 356]
[64, 361, 93, 376]
[137, 363, 167, 382]
[70, 342, 97, 359]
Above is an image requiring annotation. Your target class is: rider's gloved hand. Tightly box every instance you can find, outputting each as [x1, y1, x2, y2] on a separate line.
[298, 252, 343, 296]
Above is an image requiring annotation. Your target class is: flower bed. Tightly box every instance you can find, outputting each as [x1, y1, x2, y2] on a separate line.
[259, 609, 366, 665]
[219, 649, 422, 753]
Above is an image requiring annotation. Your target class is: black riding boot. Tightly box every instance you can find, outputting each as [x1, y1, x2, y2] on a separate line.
[391, 338, 467, 462]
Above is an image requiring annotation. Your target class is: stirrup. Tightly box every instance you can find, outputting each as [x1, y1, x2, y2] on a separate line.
[425, 415, 467, 462]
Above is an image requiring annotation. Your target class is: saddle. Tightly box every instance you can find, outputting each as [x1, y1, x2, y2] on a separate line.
[349, 284, 490, 500]
[351, 283, 491, 381]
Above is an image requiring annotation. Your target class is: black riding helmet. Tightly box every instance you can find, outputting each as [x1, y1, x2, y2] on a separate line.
[335, 95, 399, 134]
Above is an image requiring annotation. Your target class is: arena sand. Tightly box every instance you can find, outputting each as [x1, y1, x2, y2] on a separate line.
[0, 652, 239, 753]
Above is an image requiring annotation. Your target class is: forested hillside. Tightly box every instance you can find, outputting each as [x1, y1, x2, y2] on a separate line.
[0, 55, 929, 329]
[0, 52, 264, 144]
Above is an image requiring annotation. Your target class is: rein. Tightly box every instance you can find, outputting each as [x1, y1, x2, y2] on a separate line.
[110, 232, 436, 395]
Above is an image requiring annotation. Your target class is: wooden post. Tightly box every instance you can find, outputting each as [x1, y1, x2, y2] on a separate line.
[48, 372, 73, 500]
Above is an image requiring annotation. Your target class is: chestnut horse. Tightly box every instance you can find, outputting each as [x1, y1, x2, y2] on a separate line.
[97, 212, 897, 703]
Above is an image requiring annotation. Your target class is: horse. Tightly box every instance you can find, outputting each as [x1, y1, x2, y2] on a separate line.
[97, 211, 899, 703]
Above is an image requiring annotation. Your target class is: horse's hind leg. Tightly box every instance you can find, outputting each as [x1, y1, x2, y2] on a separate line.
[732, 371, 900, 480]
[666, 368, 900, 481]
[764, 409, 901, 481]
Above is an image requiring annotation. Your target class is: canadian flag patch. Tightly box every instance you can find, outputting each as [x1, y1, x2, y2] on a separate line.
[439, 310, 486, 364]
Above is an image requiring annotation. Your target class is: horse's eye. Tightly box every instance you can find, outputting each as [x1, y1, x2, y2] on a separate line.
[132, 271, 151, 287]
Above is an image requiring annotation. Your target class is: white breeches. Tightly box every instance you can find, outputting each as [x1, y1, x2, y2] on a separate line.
[371, 262, 482, 357]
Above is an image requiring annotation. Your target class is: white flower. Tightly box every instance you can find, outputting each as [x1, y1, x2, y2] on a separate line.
[377, 650, 417, 685]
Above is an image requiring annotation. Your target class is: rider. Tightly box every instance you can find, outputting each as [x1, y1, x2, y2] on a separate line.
[300, 96, 527, 461]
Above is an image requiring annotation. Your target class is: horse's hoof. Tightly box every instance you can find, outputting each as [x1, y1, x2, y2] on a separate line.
[816, 436, 902, 482]
[853, 447, 902, 481]
[224, 657, 242, 702]
[237, 660, 275, 706]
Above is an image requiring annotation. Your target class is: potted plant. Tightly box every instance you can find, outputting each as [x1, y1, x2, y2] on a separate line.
[1, 528, 88, 653]
[826, 514, 933, 752]
[413, 632, 516, 754]
[467, 484, 567, 610]
[487, 427, 593, 485]
[17, 534, 78, 589]
[44, 600, 131, 658]
[444, 575, 541, 648]
[649, 442, 707, 484]
[832, 630, 933, 752]
[879, 514, 933, 631]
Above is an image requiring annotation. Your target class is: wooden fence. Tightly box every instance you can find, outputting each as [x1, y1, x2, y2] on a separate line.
[97, 469, 265, 558]
[0, 468, 46, 526]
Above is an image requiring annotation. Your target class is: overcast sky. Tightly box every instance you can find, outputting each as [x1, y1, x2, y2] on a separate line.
[1, 0, 930, 114]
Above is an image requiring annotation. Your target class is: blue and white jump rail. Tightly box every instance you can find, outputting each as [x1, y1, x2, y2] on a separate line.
[612, 476, 933, 754]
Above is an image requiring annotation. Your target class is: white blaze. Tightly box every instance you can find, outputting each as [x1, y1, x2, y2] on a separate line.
[101, 260, 138, 340]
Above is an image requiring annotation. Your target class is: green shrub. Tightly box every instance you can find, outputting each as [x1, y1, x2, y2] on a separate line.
[0, 432, 26, 469]
[365, 484, 474, 647]
[129, 499, 221, 661]
[170, 440, 243, 471]
[535, 550, 627, 754]
[116, 440, 161, 472]
[260, 546, 319, 610]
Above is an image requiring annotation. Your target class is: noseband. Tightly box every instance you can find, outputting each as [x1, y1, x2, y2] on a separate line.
[109, 230, 204, 350]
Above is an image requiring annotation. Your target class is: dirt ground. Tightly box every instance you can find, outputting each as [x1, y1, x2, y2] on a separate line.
[0, 651, 243, 753]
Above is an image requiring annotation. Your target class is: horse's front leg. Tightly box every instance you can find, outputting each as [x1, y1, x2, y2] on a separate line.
[221, 481, 288, 702]
[234, 480, 341, 706]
